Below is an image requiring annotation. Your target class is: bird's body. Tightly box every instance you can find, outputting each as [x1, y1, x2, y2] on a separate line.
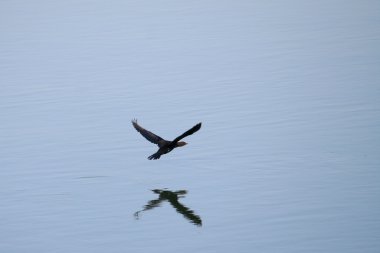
[132, 119, 201, 160]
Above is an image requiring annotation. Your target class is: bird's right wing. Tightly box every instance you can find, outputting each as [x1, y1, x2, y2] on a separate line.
[132, 119, 164, 145]
[169, 199, 202, 226]
[171, 122, 202, 144]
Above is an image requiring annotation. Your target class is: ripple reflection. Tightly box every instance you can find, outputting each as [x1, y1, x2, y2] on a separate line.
[134, 189, 202, 227]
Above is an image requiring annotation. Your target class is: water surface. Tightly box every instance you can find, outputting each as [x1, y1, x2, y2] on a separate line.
[1, 1, 380, 252]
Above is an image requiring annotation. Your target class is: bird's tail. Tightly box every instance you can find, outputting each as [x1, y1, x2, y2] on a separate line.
[148, 152, 161, 160]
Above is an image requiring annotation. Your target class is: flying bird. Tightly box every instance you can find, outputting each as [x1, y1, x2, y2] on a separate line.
[132, 119, 201, 160]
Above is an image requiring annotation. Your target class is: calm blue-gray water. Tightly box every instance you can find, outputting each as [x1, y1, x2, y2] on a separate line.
[1, 1, 380, 252]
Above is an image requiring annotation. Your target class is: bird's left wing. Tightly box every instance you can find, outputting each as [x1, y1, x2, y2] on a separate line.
[132, 119, 164, 145]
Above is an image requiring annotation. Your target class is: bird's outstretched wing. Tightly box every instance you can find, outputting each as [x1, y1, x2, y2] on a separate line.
[132, 119, 164, 145]
[171, 122, 202, 144]
[169, 199, 202, 226]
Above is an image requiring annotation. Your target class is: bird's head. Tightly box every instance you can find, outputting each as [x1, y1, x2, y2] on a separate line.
[177, 141, 187, 147]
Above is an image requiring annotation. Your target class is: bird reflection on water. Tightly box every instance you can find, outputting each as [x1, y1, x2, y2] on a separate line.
[134, 189, 202, 227]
